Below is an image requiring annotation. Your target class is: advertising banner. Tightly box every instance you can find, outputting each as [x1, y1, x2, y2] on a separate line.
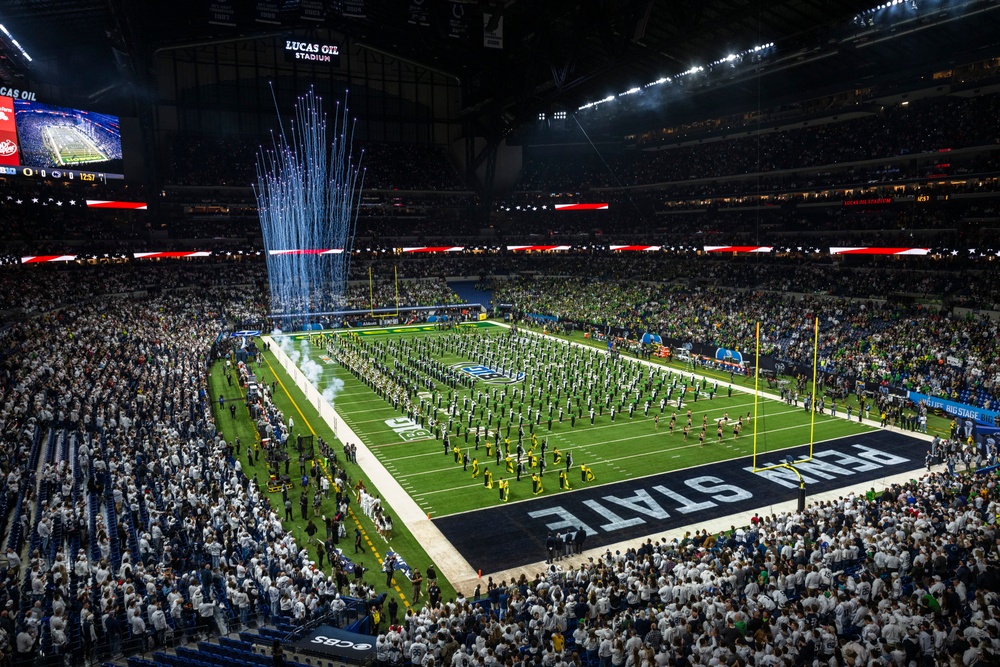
[291, 625, 376, 663]
[907, 390, 1000, 426]
[0, 96, 20, 167]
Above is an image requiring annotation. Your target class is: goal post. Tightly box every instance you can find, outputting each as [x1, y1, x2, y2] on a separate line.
[751, 317, 819, 484]
[368, 265, 400, 318]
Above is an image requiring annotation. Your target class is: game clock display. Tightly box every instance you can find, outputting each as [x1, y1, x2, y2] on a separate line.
[0, 166, 117, 183]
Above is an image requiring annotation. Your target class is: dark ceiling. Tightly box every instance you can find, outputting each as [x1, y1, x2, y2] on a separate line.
[1, 0, 999, 134]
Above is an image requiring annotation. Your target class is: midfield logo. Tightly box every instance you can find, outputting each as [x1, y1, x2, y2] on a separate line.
[454, 363, 525, 385]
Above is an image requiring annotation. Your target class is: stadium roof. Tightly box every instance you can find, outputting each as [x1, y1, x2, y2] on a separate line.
[1, 0, 999, 129]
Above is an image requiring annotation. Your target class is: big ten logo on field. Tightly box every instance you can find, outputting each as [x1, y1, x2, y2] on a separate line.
[384, 417, 431, 441]
[455, 363, 525, 385]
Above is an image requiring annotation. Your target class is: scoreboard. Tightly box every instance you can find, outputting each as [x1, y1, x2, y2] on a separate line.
[0, 97, 124, 183]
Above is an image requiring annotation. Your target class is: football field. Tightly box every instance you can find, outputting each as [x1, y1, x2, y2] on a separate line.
[267, 320, 928, 576]
[273, 321, 875, 516]
[42, 124, 108, 165]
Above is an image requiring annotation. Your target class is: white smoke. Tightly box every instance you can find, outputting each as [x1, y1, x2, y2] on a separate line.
[279, 335, 299, 363]
[322, 377, 345, 404]
[278, 335, 344, 404]
[298, 338, 322, 384]
[300, 358, 323, 385]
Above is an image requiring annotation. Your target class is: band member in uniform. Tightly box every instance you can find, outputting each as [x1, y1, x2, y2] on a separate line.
[532, 472, 544, 495]
[558, 470, 572, 490]
[483, 467, 493, 489]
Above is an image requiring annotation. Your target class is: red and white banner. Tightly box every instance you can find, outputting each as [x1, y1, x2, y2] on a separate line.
[703, 246, 773, 253]
[21, 255, 77, 263]
[268, 249, 344, 255]
[829, 247, 930, 255]
[400, 246, 464, 253]
[86, 200, 148, 210]
[506, 245, 572, 252]
[610, 245, 661, 252]
[554, 203, 608, 211]
[133, 251, 212, 259]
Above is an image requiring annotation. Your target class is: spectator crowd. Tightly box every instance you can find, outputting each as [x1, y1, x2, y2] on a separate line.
[0, 233, 996, 667]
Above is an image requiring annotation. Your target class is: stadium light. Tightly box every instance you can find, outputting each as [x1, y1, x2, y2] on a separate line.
[580, 39, 778, 109]
[577, 95, 614, 111]
[0, 24, 32, 62]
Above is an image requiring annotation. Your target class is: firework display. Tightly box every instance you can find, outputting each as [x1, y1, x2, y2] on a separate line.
[255, 89, 365, 319]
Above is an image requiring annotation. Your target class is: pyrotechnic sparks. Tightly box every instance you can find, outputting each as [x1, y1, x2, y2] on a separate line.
[255, 88, 365, 320]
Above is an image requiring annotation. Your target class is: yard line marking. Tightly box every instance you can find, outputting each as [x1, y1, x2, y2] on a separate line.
[428, 426, 874, 520]
[377, 409, 843, 468]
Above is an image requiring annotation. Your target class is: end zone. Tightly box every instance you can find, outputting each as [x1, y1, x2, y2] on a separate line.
[432, 429, 927, 575]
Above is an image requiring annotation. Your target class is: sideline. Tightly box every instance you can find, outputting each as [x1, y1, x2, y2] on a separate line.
[260, 354, 418, 608]
[262, 336, 478, 593]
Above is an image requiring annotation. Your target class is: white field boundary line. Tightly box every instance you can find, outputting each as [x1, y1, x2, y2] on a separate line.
[263, 336, 478, 588]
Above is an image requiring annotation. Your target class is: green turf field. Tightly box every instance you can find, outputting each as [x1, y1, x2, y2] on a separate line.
[272, 320, 876, 519]
[42, 125, 108, 165]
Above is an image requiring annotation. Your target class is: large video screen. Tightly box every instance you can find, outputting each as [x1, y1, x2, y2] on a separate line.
[0, 98, 123, 180]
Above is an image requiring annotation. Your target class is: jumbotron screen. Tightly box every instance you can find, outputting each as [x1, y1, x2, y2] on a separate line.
[0, 98, 123, 180]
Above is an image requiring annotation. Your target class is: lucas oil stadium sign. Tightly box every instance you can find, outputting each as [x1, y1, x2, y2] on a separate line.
[454, 363, 525, 384]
